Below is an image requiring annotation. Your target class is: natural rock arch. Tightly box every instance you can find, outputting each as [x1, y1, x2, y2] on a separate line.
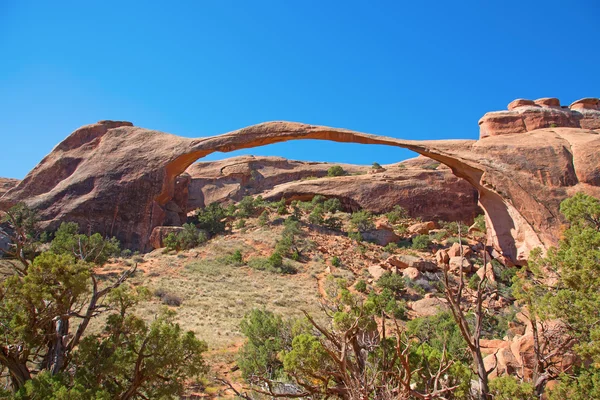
[2, 112, 599, 264]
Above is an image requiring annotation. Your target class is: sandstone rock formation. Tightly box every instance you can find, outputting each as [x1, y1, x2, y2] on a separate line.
[0, 178, 19, 199]
[1, 99, 598, 263]
[479, 97, 600, 138]
[185, 156, 480, 220]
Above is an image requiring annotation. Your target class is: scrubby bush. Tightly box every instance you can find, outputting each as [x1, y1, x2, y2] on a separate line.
[235, 219, 246, 229]
[327, 165, 345, 177]
[372, 162, 382, 169]
[365, 288, 406, 319]
[348, 231, 363, 242]
[323, 215, 342, 230]
[439, 221, 469, 235]
[376, 271, 405, 295]
[468, 273, 481, 290]
[308, 204, 324, 225]
[323, 198, 342, 213]
[258, 210, 269, 226]
[194, 202, 226, 235]
[412, 234, 432, 250]
[355, 279, 368, 293]
[350, 210, 375, 232]
[237, 196, 256, 218]
[50, 222, 120, 265]
[473, 214, 486, 232]
[154, 288, 183, 306]
[164, 223, 208, 252]
[383, 242, 398, 253]
[489, 376, 535, 400]
[331, 256, 341, 267]
[386, 205, 408, 224]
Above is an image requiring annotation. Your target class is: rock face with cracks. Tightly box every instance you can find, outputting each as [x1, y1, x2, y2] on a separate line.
[1, 103, 599, 263]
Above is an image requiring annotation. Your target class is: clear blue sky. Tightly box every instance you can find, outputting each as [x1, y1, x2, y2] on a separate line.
[1, 1, 599, 179]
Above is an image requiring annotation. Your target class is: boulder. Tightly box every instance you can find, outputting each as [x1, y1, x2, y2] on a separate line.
[534, 97, 560, 108]
[149, 226, 184, 249]
[569, 97, 599, 110]
[435, 249, 450, 265]
[410, 297, 449, 317]
[447, 242, 473, 258]
[449, 256, 472, 273]
[508, 99, 537, 110]
[362, 229, 400, 246]
[386, 254, 437, 272]
[476, 263, 496, 283]
[408, 221, 436, 234]
[402, 267, 422, 281]
[368, 264, 387, 280]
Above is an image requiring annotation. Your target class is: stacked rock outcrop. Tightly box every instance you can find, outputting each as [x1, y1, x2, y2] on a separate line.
[479, 97, 600, 138]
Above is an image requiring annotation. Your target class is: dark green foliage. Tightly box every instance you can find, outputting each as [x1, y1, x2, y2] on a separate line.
[323, 197, 342, 213]
[445, 236, 469, 245]
[0, 203, 41, 268]
[50, 222, 120, 265]
[473, 214, 487, 232]
[500, 266, 518, 284]
[311, 195, 326, 205]
[323, 215, 342, 230]
[331, 256, 341, 267]
[439, 221, 469, 235]
[386, 205, 408, 224]
[406, 311, 469, 363]
[514, 193, 600, 363]
[194, 202, 227, 235]
[276, 198, 287, 215]
[468, 273, 481, 290]
[350, 210, 375, 232]
[383, 242, 398, 253]
[238, 309, 289, 379]
[376, 271, 405, 295]
[327, 165, 345, 177]
[411, 234, 432, 250]
[546, 367, 600, 400]
[372, 162, 382, 169]
[258, 210, 269, 226]
[164, 223, 208, 252]
[365, 288, 406, 319]
[348, 231, 363, 242]
[237, 196, 256, 218]
[489, 376, 535, 400]
[308, 204, 324, 225]
[235, 219, 246, 229]
[355, 279, 367, 293]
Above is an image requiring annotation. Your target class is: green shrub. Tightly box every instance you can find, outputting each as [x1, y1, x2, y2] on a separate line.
[412, 234, 432, 250]
[383, 242, 398, 253]
[348, 231, 363, 242]
[376, 272, 405, 295]
[308, 204, 324, 225]
[331, 256, 341, 267]
[276, 198, 287, 215]
[323, 198, 342, 213]
[439, 221, 469, 235]
[350, 210, 375, 232]
[238, 309, 287, 379]
[473, 214, 486, 232]
[372, 162, 382, 169]
[163, 224, 208, 252]
[258, 210, 269, 226]
[500, 267, 518, 285]
[50, 222, 120, 265]
[365, 288, 406, 319]
[237, 196, 256, 218]
[355, 280, 367, 293]
[235, 219, 246, 229]
[468, 273, 481, 290]
[386, 205, 408, 224]
[446, 236, 469, 245]
[406, 311, 468, 363]
[194, 202, 226, 235]
[154, 288, 183, 306]
[323, 216, 342, 230]
[327, 166, 345, 177]
[489, 376, 535, 400]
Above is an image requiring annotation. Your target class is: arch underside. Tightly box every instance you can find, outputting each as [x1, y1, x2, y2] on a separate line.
[159, 121, 544, 264]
